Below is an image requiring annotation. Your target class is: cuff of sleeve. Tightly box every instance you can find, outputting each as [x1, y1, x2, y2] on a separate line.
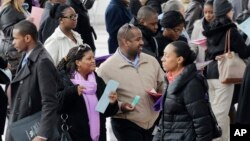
[117, 101, 123, 114]
[37, 136, 47, 140]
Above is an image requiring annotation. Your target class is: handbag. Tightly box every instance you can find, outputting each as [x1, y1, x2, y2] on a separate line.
[216, 29, 246, 84]
[60, 114, 73, 141]
[9, 112, 41, 141]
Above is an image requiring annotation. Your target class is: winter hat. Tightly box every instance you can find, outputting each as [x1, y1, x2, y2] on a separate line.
[214, 0, 232, 17]
[160, 11, 185, 28]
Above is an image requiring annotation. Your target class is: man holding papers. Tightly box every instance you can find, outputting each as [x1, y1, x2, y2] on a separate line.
[97, 23, 164, 141]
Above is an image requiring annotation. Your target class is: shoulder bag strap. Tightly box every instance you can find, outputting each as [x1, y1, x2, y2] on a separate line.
[225, 29, 231, 53]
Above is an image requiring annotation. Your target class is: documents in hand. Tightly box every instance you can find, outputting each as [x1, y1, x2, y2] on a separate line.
[190, 38, 207, 48]
[9, 112, 41, 141]
[95, 80, 119, 113]
[238, 17, 250, 38]
[195, 60, 213, 70]
[146, 88, 162, 101]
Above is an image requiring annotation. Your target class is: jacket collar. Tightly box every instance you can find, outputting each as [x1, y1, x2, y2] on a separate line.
[12, 42, 44, 83]
[53, 26, 82, 40]
[167, 63, 198, 95]
[111, 0, 127, 7]
[113, 49, 148, 68]
[44, 1, 53, 9]
[27, 42, 44, 63]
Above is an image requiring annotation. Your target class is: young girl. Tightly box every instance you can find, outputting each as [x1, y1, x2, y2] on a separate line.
[190, 0, 214, 63]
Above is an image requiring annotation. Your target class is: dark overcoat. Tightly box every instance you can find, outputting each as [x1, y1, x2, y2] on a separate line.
[5, 43, 59, 141]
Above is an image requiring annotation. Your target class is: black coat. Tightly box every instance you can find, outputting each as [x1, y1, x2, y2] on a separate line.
[153, 64, 213, 141]
[38, 17, 59, 43]
[237, 61, 250, 124]
[184, 0, 204, 36]
[68, 0, 96, 51]
[129, 0, 142, 17]
[146, 0, 167, 14]
[131, 17, 158, 58]
[38, 1, 59, 43]
[0, 4, 26, 37]
[0, 57, 8, 136]
[105, 0, 132, 54]
[0, 87, 7, 136]
[57, 71, 119, 141]
[155, 33, 187, 59]
[203, 23, 250, 79]
[5, 43, 59, 141]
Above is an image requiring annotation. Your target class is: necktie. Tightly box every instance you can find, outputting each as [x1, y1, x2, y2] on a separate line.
[21, 56, 28, 68]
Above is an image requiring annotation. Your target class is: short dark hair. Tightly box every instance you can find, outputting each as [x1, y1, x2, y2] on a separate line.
[137, 6, 157, 21]
[14, 20, 38, 41]
[205, 0, 213, 6]
[50, 3, 71, 19]
[160, 11, 185, 28]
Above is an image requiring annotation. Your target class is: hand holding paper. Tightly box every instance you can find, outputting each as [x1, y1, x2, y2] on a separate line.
[146, 88, 162, 101]
[195, 60, 213, 70]
[95, 80, 119, 113]
[108, 91, 118, 104]
[190, 38, 207, 48]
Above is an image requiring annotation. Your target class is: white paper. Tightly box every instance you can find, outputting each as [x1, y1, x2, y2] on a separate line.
[195, 60, 213, 70]
[238, 17, 250, 38]
[0, 68, 12, 81]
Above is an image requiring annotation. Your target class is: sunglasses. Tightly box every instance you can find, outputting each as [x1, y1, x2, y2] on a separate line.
[124, 23, 135, 40]
[62, 13, 78, 20]
[171, 28, 182, 34]
[75, 44, 91, 56]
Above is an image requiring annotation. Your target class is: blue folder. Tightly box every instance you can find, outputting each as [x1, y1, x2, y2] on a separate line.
[95, 80, 119, 113]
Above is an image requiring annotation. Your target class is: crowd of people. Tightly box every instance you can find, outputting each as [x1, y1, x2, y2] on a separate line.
[1, 0, 250, 141]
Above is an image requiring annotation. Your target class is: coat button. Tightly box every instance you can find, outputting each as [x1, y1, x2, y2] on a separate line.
[20, 81, 23, 84]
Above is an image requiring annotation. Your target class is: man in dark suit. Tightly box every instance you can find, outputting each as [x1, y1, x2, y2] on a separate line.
[5, 21, 59, 141]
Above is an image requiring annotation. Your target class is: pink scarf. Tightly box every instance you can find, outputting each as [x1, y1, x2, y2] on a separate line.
[71, 71, 100, 141]
[166, 68, 184, 84]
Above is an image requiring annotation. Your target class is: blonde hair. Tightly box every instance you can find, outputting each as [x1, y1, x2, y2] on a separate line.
[1, 0, 25, 13]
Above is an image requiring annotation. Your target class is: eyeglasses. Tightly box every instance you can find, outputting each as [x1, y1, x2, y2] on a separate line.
[124, 23, 135, 40]
[75, 44, 91, 56]
[171, 28, 183, 34]
[62, 14, 78, 20]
